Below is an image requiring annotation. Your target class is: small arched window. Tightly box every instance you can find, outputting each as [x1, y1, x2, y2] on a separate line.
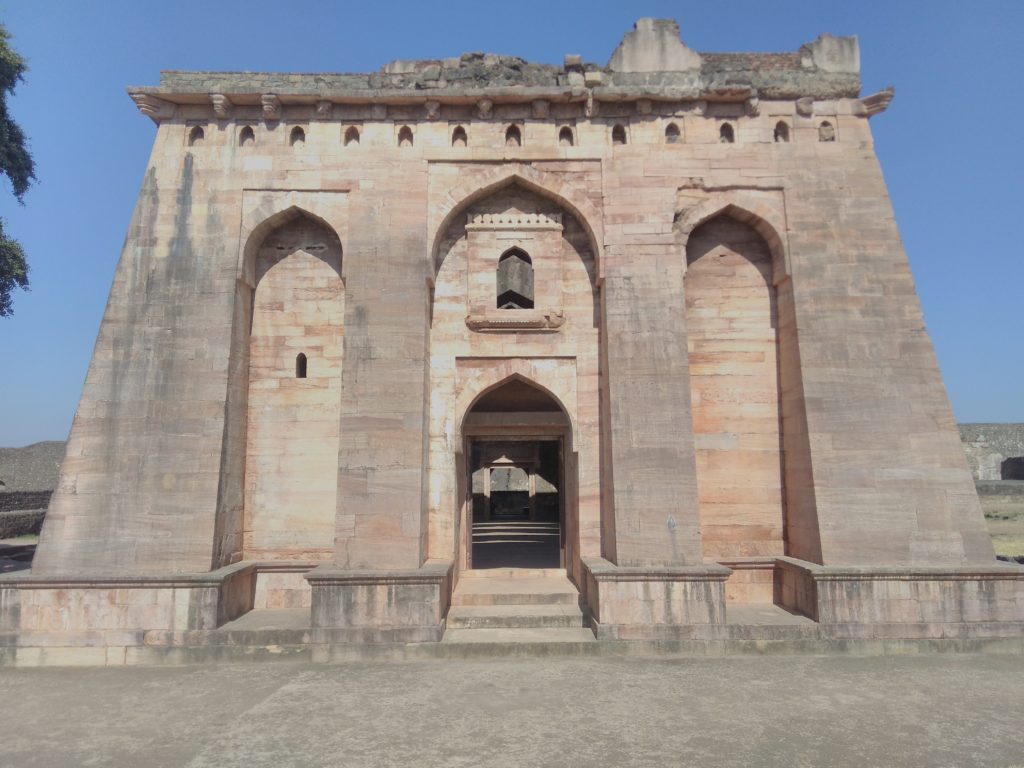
[719, 123, 735, 143]
[774, 121, 790, 143]
[505, 125, 522, 147]
[558, 126, 574, 147]
[398, 125, 414, 147]
[496, 248, 534, 310]
[295, 353, 307, 379]
[289, 126, 305, 147]
[818, 121, 836, 142]
[665, 123, 681, 144]
[239, 125, 255, 147]
[344, 126, 360, 146]
[612, 124, 627, 145]
[452, 126, 468, 147]
[188, 125, 205, 147]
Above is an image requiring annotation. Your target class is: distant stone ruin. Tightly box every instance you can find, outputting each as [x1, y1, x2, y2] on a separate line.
[960, 424, 1024, 482]
[0, 442, 63, 539]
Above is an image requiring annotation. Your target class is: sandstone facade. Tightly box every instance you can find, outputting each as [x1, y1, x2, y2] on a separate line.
[2, 19, 1021, 661]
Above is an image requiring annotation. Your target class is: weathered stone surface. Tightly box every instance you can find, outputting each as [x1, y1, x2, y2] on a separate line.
[3, 18, 1019, 654]
[608, 18, 702, 73]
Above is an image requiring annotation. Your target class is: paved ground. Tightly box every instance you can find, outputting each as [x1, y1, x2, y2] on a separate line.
[1, 655, 1022, 767]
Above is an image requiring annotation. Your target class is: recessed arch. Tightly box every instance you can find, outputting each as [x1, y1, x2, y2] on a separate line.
[238, 125, 255, 147]
[675, 198, 789, 281]
[343, 126, 360, 146]
[774, 121, 790, 143]
[611, 124, 627, 145]
[719, 123, 735, 143]
[188, 125, 205, 146]
[429, 166, 605, 281]
[558, 126, 574, 147]
[458, 372, 573, 444]
[289, 126, 306, 146]
[665, 122, 681, 144]
[241, 211, 345, 563]
[398, 125, 414, 147]
[452, 125, 468, 147]
[240, 205, 344, 289]
[505, 124, 522, 147]
[818, 120, 836, 142]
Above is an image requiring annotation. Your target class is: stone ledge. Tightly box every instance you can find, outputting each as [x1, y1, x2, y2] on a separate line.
[0, 560, 253, 589]
[776, 556, 1024, 582]
[583, 556, 732, 582]
[4, 634, 1024, 667]
[304, 559, 452, 588]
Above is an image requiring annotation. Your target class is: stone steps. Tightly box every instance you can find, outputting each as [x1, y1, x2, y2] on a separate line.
[447, 603, 587, 629]
[442, 627, 597, 644]
[459, 567, 567, 579]
[449, 575, 581, 606]
[444, 571, 594, 645]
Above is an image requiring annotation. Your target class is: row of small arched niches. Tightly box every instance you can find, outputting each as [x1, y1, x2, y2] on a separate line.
[185, 119, 838, 148]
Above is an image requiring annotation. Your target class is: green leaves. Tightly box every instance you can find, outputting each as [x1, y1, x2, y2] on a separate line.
[0, 218, 28, 317]
[0, 23, 35, 316]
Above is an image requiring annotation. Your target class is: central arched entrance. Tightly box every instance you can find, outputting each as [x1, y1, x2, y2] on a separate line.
[461, 378, 572, 570]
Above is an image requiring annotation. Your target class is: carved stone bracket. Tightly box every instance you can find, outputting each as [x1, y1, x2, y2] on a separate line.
[745, 96, 760, 117]
[371, 103, 387, 120]
[315, 100, 334, 119]
[532, 99, 550, 119]
[425, 100, 441, 120]
[795, 97, 814, 117]
[477, 98, 494, 119]
[466, 308, 565, 333]
[861, 86, 895, 118]
[636, 98, 652, 115]
[210, 93, 233, 119]
[130, 94, 174, 123]
[261, 94, 282, 121]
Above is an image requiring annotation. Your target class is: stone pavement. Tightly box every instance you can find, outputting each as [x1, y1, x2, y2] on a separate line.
[1, 656, 1022, 767]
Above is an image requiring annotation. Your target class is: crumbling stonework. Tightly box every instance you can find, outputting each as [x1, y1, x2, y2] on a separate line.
[1, 18, 1020, 663]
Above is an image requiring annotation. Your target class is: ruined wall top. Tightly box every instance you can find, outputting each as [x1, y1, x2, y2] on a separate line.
[128, 18, 861, 118]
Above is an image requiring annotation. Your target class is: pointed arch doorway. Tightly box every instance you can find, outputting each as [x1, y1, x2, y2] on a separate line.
[460, 378, 574, 571]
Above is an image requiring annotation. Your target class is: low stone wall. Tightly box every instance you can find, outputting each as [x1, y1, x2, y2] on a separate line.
[0, 490, 51, 539]
[583, 557, 731, 640]
[0, 510, 45, 539]
[0, 491, 51, 513]
[306, 560, 453, 643]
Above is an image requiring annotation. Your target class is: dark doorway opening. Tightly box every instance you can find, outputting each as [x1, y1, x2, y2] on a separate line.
[468, 438, 563, 569]
[1002, 457, 1024, 481]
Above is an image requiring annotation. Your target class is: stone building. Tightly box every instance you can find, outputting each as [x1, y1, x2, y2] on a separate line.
[2, 19, 1021, 662]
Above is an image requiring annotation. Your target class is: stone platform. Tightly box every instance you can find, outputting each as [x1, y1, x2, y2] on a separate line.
[3, 559, 1023, 666]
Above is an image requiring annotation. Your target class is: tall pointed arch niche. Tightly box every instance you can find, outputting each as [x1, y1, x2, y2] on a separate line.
[243, 213, 345, 562]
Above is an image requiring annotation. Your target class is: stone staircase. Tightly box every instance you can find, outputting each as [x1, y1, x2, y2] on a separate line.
[442, 569, 596, 651]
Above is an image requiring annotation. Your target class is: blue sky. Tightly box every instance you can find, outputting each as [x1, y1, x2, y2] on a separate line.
[0, 0, 1022, 446]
